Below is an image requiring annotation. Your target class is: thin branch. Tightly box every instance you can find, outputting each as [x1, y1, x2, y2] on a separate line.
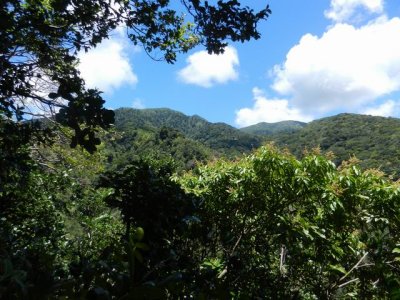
[339, 252, 369, 282]
[280, 245, 287, 274]
[230, 228, 246, 257]
[37, 161, 58, 172]
[338, 278, 359, 289]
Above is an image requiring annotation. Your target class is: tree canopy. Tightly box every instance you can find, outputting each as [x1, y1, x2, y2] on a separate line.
[6, 1, 400, 298]
[178, 145, 400, 298]
[1, 0, 271, 151]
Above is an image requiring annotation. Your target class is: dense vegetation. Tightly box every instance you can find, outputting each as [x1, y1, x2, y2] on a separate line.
[111, 109, 400, 178]
[240, 120, 306, 135]
[99, 108, 265, 172]
[4, 110, 399, 298]
[2, 130, 400, 298]
[113, 108, 264, 157]
[268, 113, 400, 179]
[179, 146, 400, 298]
[3, 1, 400, 298]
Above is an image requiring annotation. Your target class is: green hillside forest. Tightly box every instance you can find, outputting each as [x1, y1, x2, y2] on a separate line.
[240, 120, 307, 135]
[263, 113, 400, 179]
[3, 107, 400, 298]
[2, 1, 400, 298]
[112, 109, 400, 178]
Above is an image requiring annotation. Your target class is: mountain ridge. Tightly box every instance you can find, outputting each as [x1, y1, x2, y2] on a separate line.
[271, 113, 400, 178]
[240, 120, 307, 135]
[114, 108, 264, 155]
[111, 108, 400, 177]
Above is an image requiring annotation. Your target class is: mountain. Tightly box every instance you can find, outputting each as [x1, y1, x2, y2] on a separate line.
[113, 108, 264, 156]
[105, 108, 265, 170]
[270, 113, 400, 178]
[240, 120, 307, 136]
[108, 109, 400, 178]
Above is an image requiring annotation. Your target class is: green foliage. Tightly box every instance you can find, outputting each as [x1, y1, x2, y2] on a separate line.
[0, 169, 67, 299]
[271, 113, 400, 179]
[5, 3, 400, 296]
[3, 117, 400, 298]
[94, 158, 203, 297]
[112, 108, 264, 160]
[4, 105, 400, 299]
[241, 120, 306, 135]
[0, 119, 123, 298]
[106, 110, 400, 181]
[1, 1, 273, 298]
[106, 124, 214, 172]
[179, 145, 400, 298]
[99, 158, 192, 236]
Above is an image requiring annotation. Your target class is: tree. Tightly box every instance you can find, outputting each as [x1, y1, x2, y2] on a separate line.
[97, 158, 201, 297]
[1, 0, 271, 152]
[179, 145, 400, 298]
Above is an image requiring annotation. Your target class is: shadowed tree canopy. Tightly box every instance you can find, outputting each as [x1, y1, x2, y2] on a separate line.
[0, 0, 271, 152]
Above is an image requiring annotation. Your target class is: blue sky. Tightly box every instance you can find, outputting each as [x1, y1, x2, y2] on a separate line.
[77, 0, 400, 127]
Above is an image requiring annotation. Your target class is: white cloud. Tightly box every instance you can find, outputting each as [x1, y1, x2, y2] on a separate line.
[325, 0, 384, 23]
[177, 46, 239, 87]
[272, 17, 400, 115]
[132, 98, 145, 109]
[361, 100, 399, 117]
[235, 88, 312, 127]
[78, 37, 138, 93]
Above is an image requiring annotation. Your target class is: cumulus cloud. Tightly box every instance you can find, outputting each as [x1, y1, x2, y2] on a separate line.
[272, 17, 400, 115]
[235, 88, 312, 127]
[78, 37, 138, 93]
[361, 100, 399, 117]
[177, 46, 239, 87]
[325, 0, 384, 23]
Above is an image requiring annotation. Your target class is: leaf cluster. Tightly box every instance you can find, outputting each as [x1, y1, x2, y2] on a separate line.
[179, 145, 400, 298]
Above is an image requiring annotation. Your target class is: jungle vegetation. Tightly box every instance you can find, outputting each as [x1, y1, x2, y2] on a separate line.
[2, 1, 400, 299]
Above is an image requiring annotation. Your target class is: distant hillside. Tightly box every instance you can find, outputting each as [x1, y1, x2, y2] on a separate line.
[113, 108, 264, 156]
[240, 120, 306, 136]
[271, 113, 400, 178]
[108, 109, 400, 177]
[103, 108, 265, 170]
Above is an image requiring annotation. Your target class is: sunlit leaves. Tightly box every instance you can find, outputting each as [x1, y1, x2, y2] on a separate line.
[179, 144, 400, 298]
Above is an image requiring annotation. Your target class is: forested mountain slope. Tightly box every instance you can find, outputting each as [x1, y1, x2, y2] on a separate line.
[110, 109, 400, 177]
[240, 120, 306, 135]
[113, 108, 264, 156]
[270, 113, 400, 178]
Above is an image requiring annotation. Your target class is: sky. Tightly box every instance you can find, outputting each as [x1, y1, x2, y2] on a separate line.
[77, 0, 400, 128]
